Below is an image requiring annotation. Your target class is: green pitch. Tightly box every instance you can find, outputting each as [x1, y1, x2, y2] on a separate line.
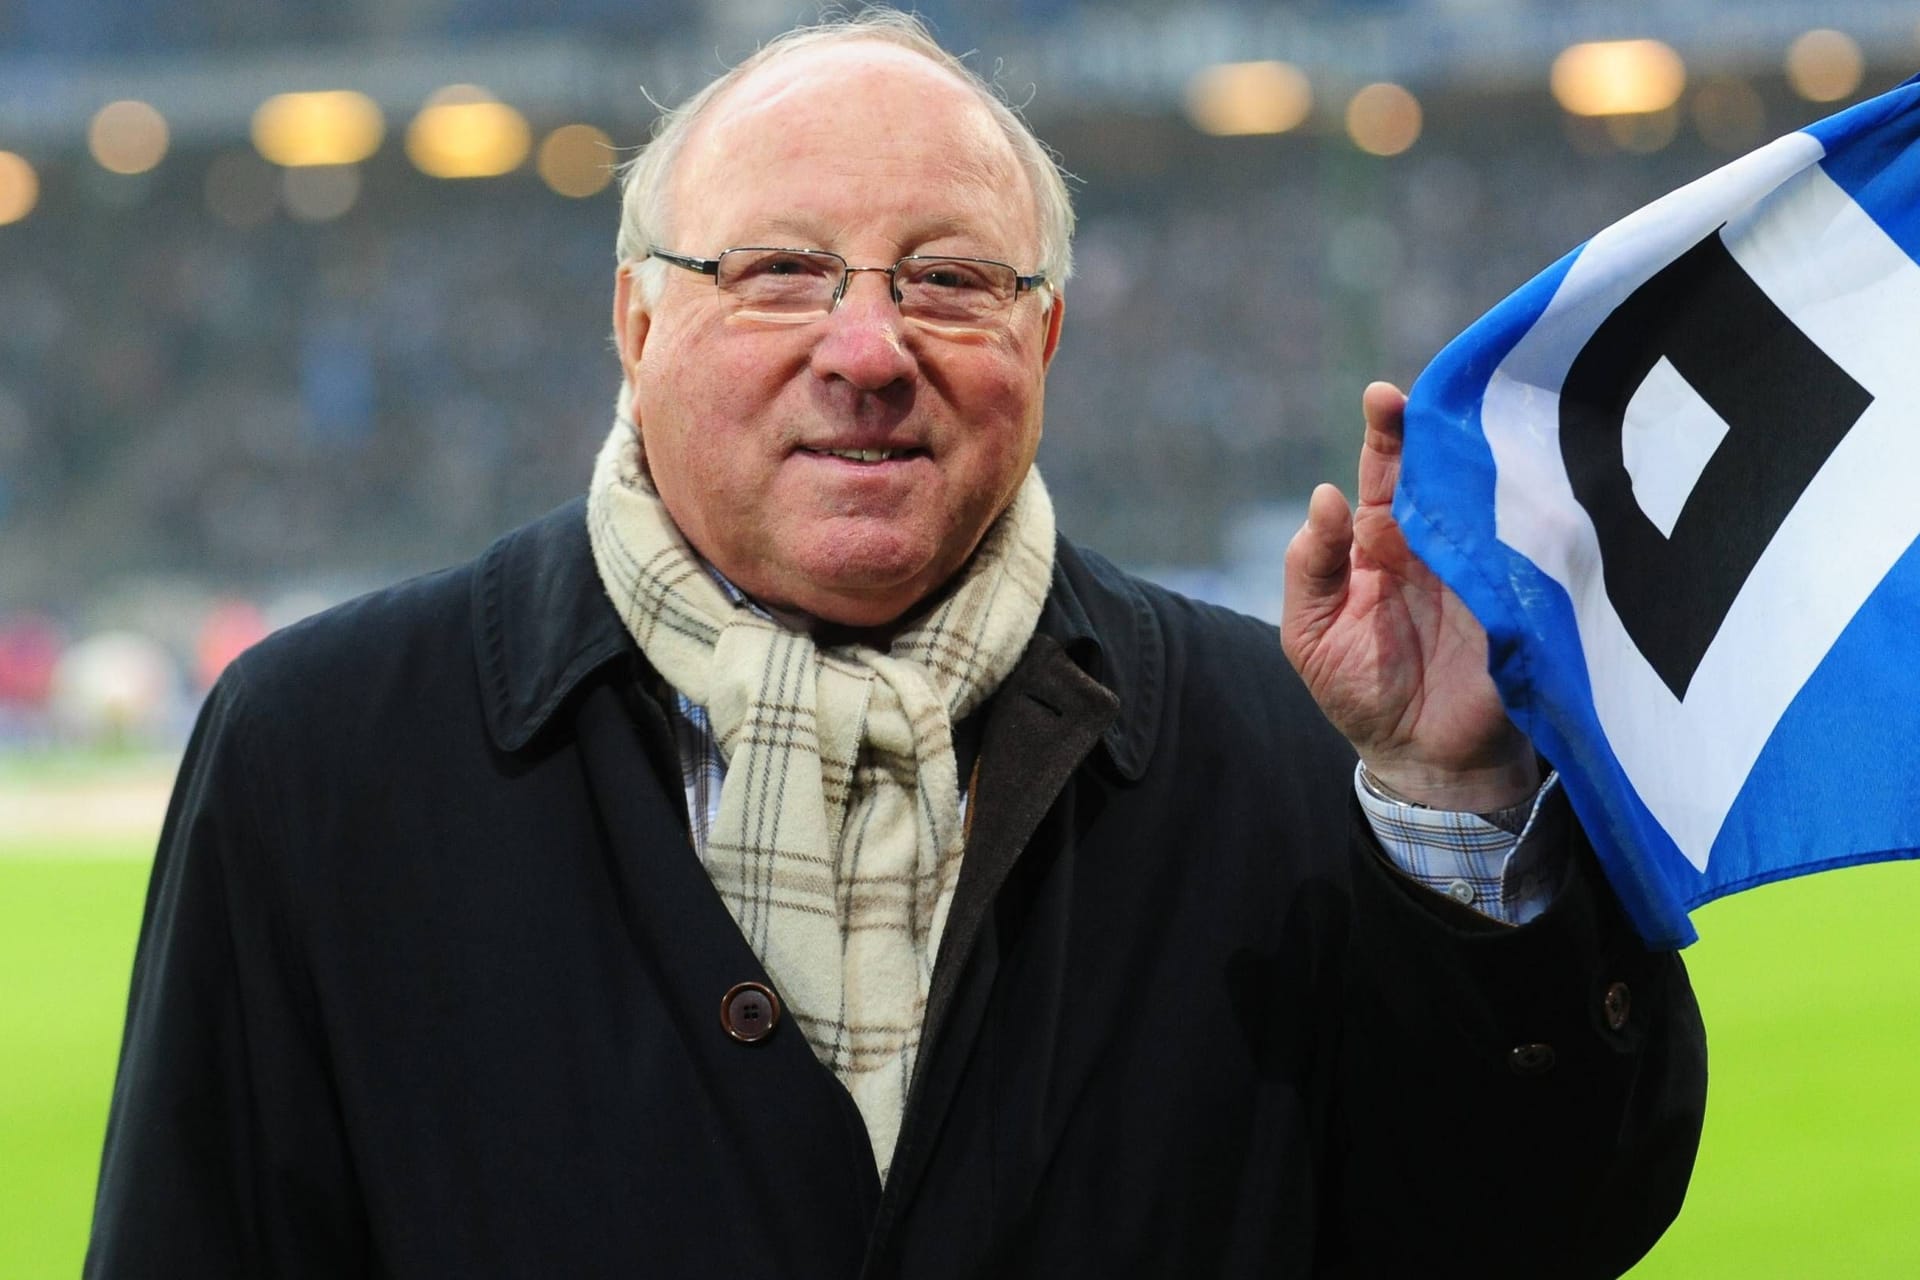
[0, 844, 152, 1280]
[1630, 858, 1920, 1277]
[1, 841, 1914, 1277]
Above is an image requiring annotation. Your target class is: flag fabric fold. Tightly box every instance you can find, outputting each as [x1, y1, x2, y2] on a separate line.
[1398, 74, 1920, 947]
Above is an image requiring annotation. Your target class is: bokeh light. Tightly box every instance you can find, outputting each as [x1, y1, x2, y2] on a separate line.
[1691, 77, 1767, 151]
[252, 91, 385, 167]
[204, 149, 279, 228]
[1606, 106, 1681, 153]
[194, 600, 268, 689]
[1551, 40, 1687, 116]
[281, 163, 361, 221]
[88, 100, 170, 175]
[406, 85, 531, 178]
[1345, 83, 1423, 157]
[537, 124, 616, 197]
[48, 631, 177, 745]
[0, 152, 39, 225]
[1786, 29, 1865, 103]
[1185, 61, 1313, 137]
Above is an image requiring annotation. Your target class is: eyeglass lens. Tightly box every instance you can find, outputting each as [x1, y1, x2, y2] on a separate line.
[715, 249, 1019, 324]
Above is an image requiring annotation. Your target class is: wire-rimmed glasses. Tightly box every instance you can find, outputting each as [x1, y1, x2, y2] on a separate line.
[647, 246, 1048, 328]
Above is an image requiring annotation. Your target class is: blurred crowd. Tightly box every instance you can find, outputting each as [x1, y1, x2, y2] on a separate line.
[0, 60, 1815, 749]
[0, 0, 1406, 58]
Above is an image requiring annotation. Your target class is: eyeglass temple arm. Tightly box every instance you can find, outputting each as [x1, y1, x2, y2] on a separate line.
[651, 247, 1046, 296]
[646, 248, 721, 277]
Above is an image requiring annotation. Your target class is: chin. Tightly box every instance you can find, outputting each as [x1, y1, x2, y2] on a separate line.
[775, 556, 952, 630]
[781, 573, 932, 630]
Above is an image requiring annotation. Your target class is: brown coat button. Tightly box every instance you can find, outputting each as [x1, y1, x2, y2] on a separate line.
[1509, 1043, 1557, 1076]
[721, 982, 780, 1044]
[1604, 981, 1632, 1031]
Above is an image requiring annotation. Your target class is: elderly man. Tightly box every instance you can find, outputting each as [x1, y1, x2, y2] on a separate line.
[89, 12, 1704, 1279]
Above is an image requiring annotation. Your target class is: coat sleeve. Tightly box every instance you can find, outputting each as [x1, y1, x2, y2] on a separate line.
[1326, 787, 1708, 1279]
[86, 669, 371, 1278]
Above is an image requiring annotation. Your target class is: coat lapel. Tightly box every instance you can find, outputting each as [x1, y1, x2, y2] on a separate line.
[869, 633, 1119, 1251]
[571, 677, 886, 1256]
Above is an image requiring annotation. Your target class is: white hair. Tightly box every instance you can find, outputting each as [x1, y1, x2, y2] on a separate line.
[613, 8, 1076, 308]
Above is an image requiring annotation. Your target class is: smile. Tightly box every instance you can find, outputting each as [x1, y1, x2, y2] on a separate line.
[801, 447, 924, 463]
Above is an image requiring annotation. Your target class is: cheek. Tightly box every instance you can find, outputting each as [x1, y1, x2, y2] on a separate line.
[961, 364, 1045, 481]
[639, 405, 750, 524]
[633, 372, 722, 539]
[635, 330, 762, 474]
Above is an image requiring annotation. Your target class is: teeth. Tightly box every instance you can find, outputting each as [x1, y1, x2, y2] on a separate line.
[820, 448, 898, 462]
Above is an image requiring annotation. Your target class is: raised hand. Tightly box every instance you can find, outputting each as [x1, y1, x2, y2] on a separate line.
[1280, 382, 1539, 812]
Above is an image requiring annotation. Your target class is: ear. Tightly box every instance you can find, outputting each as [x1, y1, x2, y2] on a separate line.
[613, 262, 653, 403]
[1039, 290, 1066, 369]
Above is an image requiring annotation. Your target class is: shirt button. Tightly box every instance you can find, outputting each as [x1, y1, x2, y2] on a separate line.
[721, 981, 781, 1044]
[1603, 981, 1632, 1031]
[1509, 1042, 1557, 1076]
[1445, 878, 1476, 905]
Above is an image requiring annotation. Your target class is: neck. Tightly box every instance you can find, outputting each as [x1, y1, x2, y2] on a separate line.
[695, 554, 976, 653]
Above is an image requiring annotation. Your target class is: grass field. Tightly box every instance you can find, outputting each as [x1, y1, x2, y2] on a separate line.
[1, 831, 1914, 1276]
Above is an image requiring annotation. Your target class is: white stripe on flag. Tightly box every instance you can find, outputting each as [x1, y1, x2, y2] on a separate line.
[1484, 152, 1920, 870]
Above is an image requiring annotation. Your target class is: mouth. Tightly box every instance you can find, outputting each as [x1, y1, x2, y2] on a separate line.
[798, 446, 928, 464]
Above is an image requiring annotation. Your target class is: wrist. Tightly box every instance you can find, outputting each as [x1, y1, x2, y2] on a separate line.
[1357, 753, 1541, 815]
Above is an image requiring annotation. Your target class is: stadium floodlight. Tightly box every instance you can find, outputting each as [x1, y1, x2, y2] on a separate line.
[1345, 82, 1422, 157]
[251, 91, 386, 167]
[406, 85, 531, 179]
[1785, 29, 1865, 103]
[537, 124, 615, 198]
[1551, 39, 1686, 117]
[88, 100, 169, 175]
[1185, 61, 1313, 137]
[0, 151, 37, 225]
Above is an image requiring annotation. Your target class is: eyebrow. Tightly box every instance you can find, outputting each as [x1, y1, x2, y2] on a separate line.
[735, 216, 995, 258]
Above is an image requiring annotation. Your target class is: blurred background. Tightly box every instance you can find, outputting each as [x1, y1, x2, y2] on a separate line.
[2, 0, 1917, 1275]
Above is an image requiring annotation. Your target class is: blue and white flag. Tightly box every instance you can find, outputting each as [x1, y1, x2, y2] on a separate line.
[1398, 75, 1920, 947]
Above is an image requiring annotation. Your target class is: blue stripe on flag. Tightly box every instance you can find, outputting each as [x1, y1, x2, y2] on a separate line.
[1811, 74, 1920, 266]
[1713, 539, 1920, 899]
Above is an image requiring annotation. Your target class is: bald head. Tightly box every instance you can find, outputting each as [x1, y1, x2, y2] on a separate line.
[614, 12, 1075, 293]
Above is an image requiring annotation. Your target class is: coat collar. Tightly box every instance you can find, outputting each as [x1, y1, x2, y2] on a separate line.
[472, 499, 632, 753]
[1035, 538, 1164, 782]
[472, 499, 1165, 779]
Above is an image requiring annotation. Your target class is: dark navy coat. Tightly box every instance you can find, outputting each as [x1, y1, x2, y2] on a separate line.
[88, 501, 1705, 1277]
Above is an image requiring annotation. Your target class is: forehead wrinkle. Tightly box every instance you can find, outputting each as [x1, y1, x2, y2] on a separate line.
[700, 133, 1034, 260]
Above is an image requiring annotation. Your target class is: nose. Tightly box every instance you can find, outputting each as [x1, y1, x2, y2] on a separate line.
[809, 269, 914, 391]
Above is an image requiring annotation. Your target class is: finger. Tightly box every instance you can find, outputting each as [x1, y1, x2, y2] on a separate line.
[1281, 482, 1355, 642]
[1356, 381, 1408, 509]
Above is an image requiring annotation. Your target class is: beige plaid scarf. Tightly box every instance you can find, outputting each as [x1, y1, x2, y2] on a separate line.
[585, 419, 1054, 1176]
